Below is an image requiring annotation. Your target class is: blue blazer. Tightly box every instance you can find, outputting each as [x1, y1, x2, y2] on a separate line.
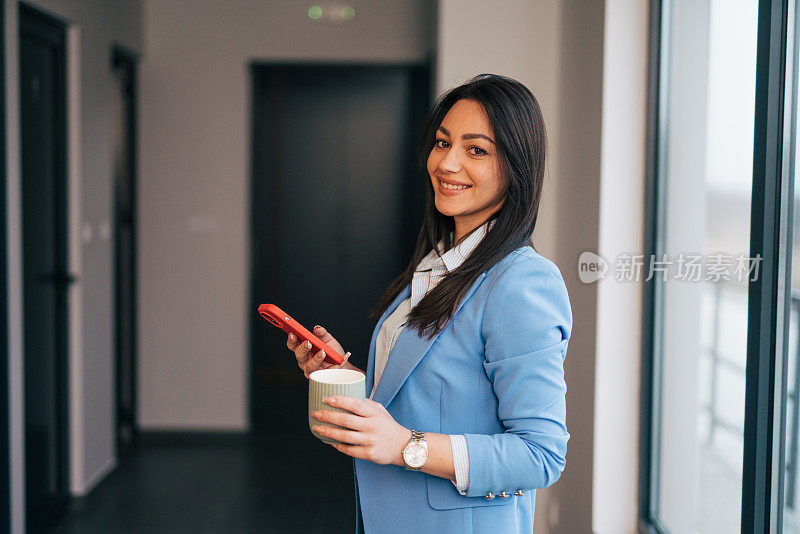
[353, 246, 573, 533]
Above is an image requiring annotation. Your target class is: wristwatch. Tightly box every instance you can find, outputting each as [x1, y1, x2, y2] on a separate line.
[402, 430, 429, 470]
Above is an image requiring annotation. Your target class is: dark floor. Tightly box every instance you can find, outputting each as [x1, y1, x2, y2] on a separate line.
[46, 388, 356, 533]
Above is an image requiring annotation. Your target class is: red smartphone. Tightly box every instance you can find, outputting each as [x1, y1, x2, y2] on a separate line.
[258, 303, 345, 365]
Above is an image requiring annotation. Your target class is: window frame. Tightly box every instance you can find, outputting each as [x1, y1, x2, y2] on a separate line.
[639, 0, 665, 531]
[639, 0, 792, 532]
[742, 0, 791, 531]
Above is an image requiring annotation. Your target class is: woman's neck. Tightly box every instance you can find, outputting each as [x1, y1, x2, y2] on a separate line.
[453, 201, 504, 244]
[453, 215, 491, 245]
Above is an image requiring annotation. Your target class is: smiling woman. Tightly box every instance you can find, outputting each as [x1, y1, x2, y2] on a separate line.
[428, 100, 506, 239]
[376, 74, 549, 339]
[287, 74, 570, 534]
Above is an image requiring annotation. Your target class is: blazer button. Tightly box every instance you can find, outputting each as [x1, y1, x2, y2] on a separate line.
[514, 490, 525, 496]
[485, 492, 495, 500]
[498, 491, 510, 498]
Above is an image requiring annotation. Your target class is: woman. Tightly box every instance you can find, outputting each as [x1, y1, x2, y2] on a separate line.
[286, 73, 572, 533]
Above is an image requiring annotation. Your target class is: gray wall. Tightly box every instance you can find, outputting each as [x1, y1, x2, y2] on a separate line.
[550, 1, 606, 533]
[4, 0, 143, 531]
[436, 0, 562, 254]
[137, 0, 434, 430]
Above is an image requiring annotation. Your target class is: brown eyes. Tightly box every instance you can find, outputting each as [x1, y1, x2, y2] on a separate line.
[433, 139, 488, 156]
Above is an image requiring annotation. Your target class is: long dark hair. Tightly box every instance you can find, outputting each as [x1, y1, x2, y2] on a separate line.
[372, 73, 548, 339]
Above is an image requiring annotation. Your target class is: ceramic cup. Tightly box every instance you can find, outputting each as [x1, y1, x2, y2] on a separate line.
[308, 368, 366, 445]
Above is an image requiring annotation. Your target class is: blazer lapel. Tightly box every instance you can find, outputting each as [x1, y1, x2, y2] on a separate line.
[364, 284, 411, 396]
[371, 271, 488, 408]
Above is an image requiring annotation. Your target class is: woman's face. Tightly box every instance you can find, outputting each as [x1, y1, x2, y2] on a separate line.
[427, 99, 506, 233]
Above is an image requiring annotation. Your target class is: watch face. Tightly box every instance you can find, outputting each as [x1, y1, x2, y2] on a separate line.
[403, 443, 427, 467]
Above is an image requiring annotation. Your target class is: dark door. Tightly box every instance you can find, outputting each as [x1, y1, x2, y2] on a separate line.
[111, 48, 138, 457]
[19, 4, 70, 531]
[250, 65, 430, 431]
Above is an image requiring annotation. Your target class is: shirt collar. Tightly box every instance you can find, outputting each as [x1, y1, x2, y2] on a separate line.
[433, 218, 494, 272]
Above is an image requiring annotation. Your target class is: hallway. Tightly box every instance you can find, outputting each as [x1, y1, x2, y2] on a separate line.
[46, 389, 356, 534]
[0, 1, 651, 532]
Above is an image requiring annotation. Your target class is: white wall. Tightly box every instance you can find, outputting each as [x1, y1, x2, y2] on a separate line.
[5, 0, 143, 531]
[592, 1, 649, 533]
[137, 0, 434, 430]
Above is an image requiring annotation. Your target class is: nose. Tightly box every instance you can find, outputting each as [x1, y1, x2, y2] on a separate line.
[437, 145, 462, 173]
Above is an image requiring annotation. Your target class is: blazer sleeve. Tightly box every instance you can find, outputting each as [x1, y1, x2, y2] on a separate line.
[462, 254, 572, 498]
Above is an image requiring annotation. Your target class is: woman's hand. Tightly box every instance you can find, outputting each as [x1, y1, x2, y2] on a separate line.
[311, 396, 409, 466]
[287, 325, 360, 378]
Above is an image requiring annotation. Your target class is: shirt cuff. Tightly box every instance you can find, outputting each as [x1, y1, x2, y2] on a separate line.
[449, 434, 469, 495]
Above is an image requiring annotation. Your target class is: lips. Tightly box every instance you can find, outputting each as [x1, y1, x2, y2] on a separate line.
[437, 177, 472, 190]
[436, 177, 472, 197]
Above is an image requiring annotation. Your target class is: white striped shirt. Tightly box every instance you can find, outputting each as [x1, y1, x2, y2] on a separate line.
[370, 220, 492, 495]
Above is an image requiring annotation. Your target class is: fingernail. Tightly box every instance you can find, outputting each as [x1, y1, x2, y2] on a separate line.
[324, 397, 335, 404]
[312, 410, 321, 418]
[314, 325, 322, 330]
[305, 341, 312, 349]
[318, 350, 326, 359]
[289, 333, 295, 341]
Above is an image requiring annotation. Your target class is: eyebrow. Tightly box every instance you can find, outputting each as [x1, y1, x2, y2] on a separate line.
[438, 126, 495, 145]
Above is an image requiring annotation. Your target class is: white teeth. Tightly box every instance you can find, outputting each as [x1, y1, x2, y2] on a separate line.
[440, 181, 470, 190]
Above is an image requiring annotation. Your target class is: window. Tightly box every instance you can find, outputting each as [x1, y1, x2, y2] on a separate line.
[641, 0, 795, 531]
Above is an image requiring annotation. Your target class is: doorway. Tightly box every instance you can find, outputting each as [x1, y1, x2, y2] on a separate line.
[19, 3, 70, 531]
[111, 46, 139, 458]
[249, 64, 431, 430]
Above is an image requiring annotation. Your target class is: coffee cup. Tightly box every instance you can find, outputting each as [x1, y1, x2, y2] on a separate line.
[308, 368, 366, 444]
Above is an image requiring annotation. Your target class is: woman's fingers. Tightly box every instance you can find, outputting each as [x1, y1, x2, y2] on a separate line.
[328, 441, 369, 460]
[319, 360, 336, 370]
[317, 351, 351, 371]
[311, 409, 367, 431]
[313, 325, 334, 344]
[323, 396, 374, 417]
[293, 339, 312, 361]
[293, 340, 314, 376]
[312, 425, 368, 446]
[313, 325, 345, 355]
[289, 327, 348, 377]
[290, 335, 333, 378]
[304, 349, 327, 376]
